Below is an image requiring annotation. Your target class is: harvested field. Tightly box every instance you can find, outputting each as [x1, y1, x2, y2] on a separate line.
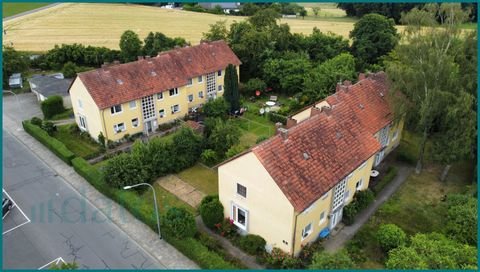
[3, 3, 376, 52]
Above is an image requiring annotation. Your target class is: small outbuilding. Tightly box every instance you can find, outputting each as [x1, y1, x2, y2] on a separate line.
[28, 73, 73, 108]
[8, 73, 23, 89]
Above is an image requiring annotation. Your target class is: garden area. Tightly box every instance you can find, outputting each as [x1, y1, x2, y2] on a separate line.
[344, 129, 477, 269]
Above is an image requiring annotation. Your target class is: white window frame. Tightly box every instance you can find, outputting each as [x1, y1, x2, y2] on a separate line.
[301, 223, 312, 240]
[356, 178, 363, 191]
[197, 75, 203, 83]
[132, 118, 139, 128]
[218, 85, 223, 92]
[169, 88, 179, 97]
[113, 123, 126, 134]
[319, 211, 326, 225]
[157, 92, 164, 100]
[110, 104, 122, 115]
[129, 101, 137, 109]
[231, 203, 248, 231]
[159, 109, 166, 118]
[187, 78, 193, 86]
[198, 91, 204, 98]
[217, 70, 222, 77]
[188, 94, 194, 103]
[79, 115, 87, 130]
[171, 104, 180, 114]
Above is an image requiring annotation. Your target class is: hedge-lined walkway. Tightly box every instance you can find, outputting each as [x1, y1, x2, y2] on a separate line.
[195, 216, 265, 269]
[323, 163, 413, 252]
[3, 115, 199, 269]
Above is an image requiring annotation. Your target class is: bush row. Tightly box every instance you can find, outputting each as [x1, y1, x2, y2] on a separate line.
[267, 112, 288, 125]
[22, 120, 75, 165]
[342, 189, 375, 225]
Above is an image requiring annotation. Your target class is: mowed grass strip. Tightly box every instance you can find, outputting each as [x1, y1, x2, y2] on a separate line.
[3, 2, 50, 18]
[177, 163, 218, 195]
[3, 3, 403, 52]
[53, 124, 102, 159]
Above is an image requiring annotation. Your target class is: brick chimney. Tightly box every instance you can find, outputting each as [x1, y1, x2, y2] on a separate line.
[137, 56, 144, 61]
[343, 80, 352, 86]
[277, 127, 289, 140]
[310, 107, 322, 117]
[358, 73, 366, 80]
[113, 60, 120, 65]
[286, 118, 297, 129]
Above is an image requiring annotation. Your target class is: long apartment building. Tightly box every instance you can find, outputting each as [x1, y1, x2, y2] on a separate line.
[69, 40, 241, 141]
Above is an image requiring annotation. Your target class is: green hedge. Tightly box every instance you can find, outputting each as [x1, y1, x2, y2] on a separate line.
[167, 237, 238, 269]
[268, 112, 287, 125]
[22, 120, 75, 165]
[71, 157, 112, 196]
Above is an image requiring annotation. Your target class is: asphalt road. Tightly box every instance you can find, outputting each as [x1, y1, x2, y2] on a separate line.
[2, 94, 164, 269]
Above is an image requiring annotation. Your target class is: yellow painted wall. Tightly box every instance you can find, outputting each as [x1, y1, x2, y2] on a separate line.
[291, 108, 311, 123]
[293, 188, 333, 254]
[292, 154, 375, 255]
[218, 152, 295, 253]
[69, 78, 103, 140]
[75, 66, 233, 141]
[385, 118, 405, 155]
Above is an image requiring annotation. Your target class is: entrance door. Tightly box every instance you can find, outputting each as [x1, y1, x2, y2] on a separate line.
[330, 208, 343, 229]
[145, 120, 153, 134]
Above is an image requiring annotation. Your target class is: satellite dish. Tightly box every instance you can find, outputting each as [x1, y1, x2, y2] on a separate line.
[259, 108, 265, 115]
[265, 107, 270, 113]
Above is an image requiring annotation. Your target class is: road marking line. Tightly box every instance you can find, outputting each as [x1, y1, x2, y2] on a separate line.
[38, 257, 66, 270]
[2, 189, 31, 235]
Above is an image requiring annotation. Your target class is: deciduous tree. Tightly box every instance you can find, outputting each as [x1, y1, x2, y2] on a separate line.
[202, 20, 229, 42]
[119, 30, 142, 62]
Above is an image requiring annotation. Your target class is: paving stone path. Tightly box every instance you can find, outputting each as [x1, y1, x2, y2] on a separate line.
[155, 175, 205, 208]
[323, 164, 413, 252]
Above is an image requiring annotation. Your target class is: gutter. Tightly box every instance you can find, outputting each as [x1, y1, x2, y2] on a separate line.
[101, 109, 109, 142]
[291, 211, 299, 256]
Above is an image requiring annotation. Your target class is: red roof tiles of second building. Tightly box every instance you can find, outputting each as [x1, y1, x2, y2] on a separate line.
[252, 101, 381, 212]
[77, 40, 241, 109]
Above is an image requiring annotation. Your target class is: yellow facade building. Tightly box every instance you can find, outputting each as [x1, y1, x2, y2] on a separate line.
[218, 72, 403, 256]
[69, 40, 241, 142]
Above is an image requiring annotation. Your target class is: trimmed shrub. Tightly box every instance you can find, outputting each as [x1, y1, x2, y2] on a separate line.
[199, 195, 224, 229]
[267, 112, 287, 125]
[71, 157, 111, 195]
[41, 121, 57, 135]
[355, 189, 375, 210]
[376, 224, 406, 252]
[200, 149, 218, 166]
[162, 207, 197, 239]
[31, 116, 43, 127]
[41, 95, 65, 119]
[167, 237, 238, 269]
[202, 97, 228, 119]
[309, 250, 354, 269]
[237, 234, 266, 255]
[265, 247, 303, 269]
[103, 153, 150, 188]
[22, 121, 75, 165]
[98, 132, 106, 147]
[213, 218, 238, 238]
[342, 203, 357, 226]
[171, 127, 203, 171]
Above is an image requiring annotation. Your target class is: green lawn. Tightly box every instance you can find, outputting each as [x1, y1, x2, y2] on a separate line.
[3, 2, 50, 18]
[346, 130, 475, 268]
[177, 164, 218, 195]
[147, 183, 196, 215]
[53, 125, 102, 159]
[47, 108, 74, 121]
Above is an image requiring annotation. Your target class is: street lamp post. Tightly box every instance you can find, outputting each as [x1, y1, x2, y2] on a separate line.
[123, 183, 162, 239]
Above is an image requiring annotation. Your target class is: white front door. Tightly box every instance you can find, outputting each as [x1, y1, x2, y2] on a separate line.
[330, 208, 343, 229]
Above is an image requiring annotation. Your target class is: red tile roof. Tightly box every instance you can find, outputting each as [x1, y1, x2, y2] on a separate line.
[77, 40, 241, 109]
[250, 73, 389, 212]
[329, 72, 392, 134]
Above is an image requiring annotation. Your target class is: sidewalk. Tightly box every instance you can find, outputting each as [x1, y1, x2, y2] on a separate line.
[323, 164, 413, 252]
[3, 116, 199, 269]
[195, 216, 265, 269]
